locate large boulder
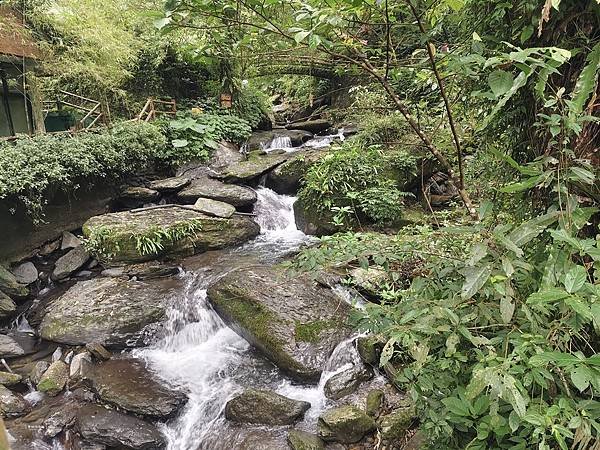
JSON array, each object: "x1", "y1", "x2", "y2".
[
  {"x1": 266, "y1": 149, "x2": 326, "y2": 195},
  {"x1": 214, "y1": 152, "x2": 289, "y2": 184},
  {"x1": 286, "y1": 119, "x2": 331, "y2": 134},
  {"x1": 51, "y1": 246, "x2": 90, "y2": 281},
  {"x1": 177, "y1": 177, "x2": 257, "y2": 208},
  {"x1": 39, "y1": 277, "x2": 183, "y2": 348},
  {"x1": 293, "y1": 198, "x2": 338, "y2": 236},
  {"x1": 0, "y1": 265, "x2": 29, "y2": 298},
  {"x1": 85, "y1": 358, "x2": 185, "y2": 418},
  {"x1": 225, "y1": 389, "x2": 310, "y2": 425},
  {"x1": 248, "y1": 130, "x2": 313, "y2": 150},
  {"x1": 77, "y1": 405, "x2": 165, "y2": 450},
  {"x1": 318, "y1": 405, "x2": 376, "y2": 444},
  {"x1": 207, "y1": 266, "x2": 352, "y2": 382},
  {"x1": 83, "y1": 207, "x2": 260, "y2": 265},
  {"x1": 177, "y1": 141, "x2": 245, "y2": 179},
  {"x1": 0, "y1": 385, "x2": 27, "y2": 417}
]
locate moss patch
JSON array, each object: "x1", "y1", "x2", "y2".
[{"x1": 295, "y1": 320, "x2": 337, "y2": 343}]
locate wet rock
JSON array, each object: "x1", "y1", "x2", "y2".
[
  {"x1": 120, "y1": 187, "x2": 160, "y2": 203},
  {"x1": 77, "y1": 404, "x2": 165, "y2": 450},
  {"x1": 225, "y1": 389, "x2": 310, "y2": 425},
  {"x1": 0, "y1": 385, "x2": 27, "y2": 417},
  {"x1": 0, "y1": 334, "x2": 25, "y2": 358},
  {"x1": 83, "y1": 208, "x2": 259, "y2": 265},
  {"x1": 287, "y1": 430, "x2": 325, "y2": 450},
  {"x1": 365, "y1": 389, "x2": 384, "y2": 417},
  {"x1": 39, "y1": 277, "x2": 183, "y2": 348},
  {"x1": 51, "y1": 246, "x2": 90, "y2": 281},
  {"x1": 148, "y1": 176, "x2": 190, "y2": 193},
  {"x1": 0, "y1": 292, "x2": 17, "y2": 319},
  {"x1": 43, "y1": 399, "x2": 82, "y2": 438},
  {"x1": 193, "y1": 198, "x2": 236, "y2": 218},
  {"x1": 38, "y1": 360, "x2": 68, "y2": 396},
  {"x1": 214, "y1": 152, "x2": 289, "y2": 184},
  {"x1": 30, "y1": 361, "x2": 50, "y2": 385},
  {"x1": 378, "y1": 401, "x2": 416, "y2": 441},
  {"x1": 0, "y1": 265, "x2": 29, "y2": 298},
  {"x1": 247, "y1": 130, "x2": 313, "y2": 150},
  {"x1": 266, "y1": 149, "x2": 326, "y2": 195},
  {"x1": 70, "y1": 351, "x2": 92, "y2": 378},
  {"x1": 208, "y1": 266, "x2": 352, "y2": 382},
  {"x1": 356, "y1": 335, "x2": 385, "y2": 367},
  {"x1": 349, "y1": 267, "x2": 389, "y2": 300},
  {"x1": 324, "y1": 364, "x2": 374, "y2": 400},
  {"x1": 11, "y1": 262, "x2": 38, "y2": 285},
  {"x1": 0, "y1": 371, "x2": 22, "y2": 386},
  {"x1": 122, "y1": 262, "x2": 180, "y2": 280},
  {"x1": 86, "y1": 358, "x2": 185, "y2": 419},
  {"x1": 39, "y1": 239, "x2": 61, "y2": 256},
  {"x1": 177, "y1": 176, "x2": 257, "y2": 208},
  {"x1": 61, "y1": 231, "x2": 82, "y2": 250},
  {"x1": 293, "y1": 198, "x2": 338, "y2": 236},
  {"x1": 318, "y1": 405, "x2": 376, "y2": 444},
  {"x1": 85, "y1": 343, "x2": 112, "y2": 360},
  {"x1": 286, "y1": 119, "x2": 332, "y2": 133}
]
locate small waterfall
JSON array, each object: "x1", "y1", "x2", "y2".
[
  {"x1": 266, "y1": 136, "x2": 293, "y2": 152},
  {"x1": 303, "y1": 129, "x2": 345, "y2": 149}
]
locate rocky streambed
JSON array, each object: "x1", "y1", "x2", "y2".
[{"x1": 0, "y1": 128, "x2": 422, "y2": 450}]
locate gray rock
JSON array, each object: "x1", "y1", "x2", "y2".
[
  {"x1": 75, "y1": 270, "x2": 93, "y2": 278},
  {"x1": 287, "y1": 430, "x2": 325, "y2": 450},
  {"x1": 177, "y1": 176, "x2": 257, "y2": 208},
  {"x1": 286, "y1": 119, "x2": 332, "y2": 133},
  {"x1": 266, "y1": 149, "x2": 326, "y2": 195},
  {"x1": 0, "y1": 371, "x2": 22, "y2": 386},
  {"x1": 101, "y1": 268, "x2": 125, "y2": 278},
  {"x1": 0, "y1": 265, "x2": 29, "y2": 298},
  {"x1": 11, "y1": 262, "x2": 38, "y2": 285},
  {"x1": 176, "y1": 141, "x2": 245, "y2": 179},
  {"x1": 70, "y1": 351, "x2": 92, "y2": 378},
  {"x1": 120, "y1": 186, "x2": 160, "y2": 202},
  {"x1": 324, "y1": 364, "x2": 374, "y2": 400},
  {"x1": 349, "y1": 267, "x2": 389, "y2": 300},
  {"x1": 193, "y1": 198, "x2": 236, "y2": 218},
  {"x1": 38, "y1": 360, "x2": 69, "y2": 396},
  {"x1": 77, "y1": 405, "x2": 165, "y2": 450},
  {"x1": 39, "y1": 277, "x2": 184, "y2": 348},
  {"x1": 148, "y1": 176, "x2": 190, "y2": 193},
  {"x1": 0, "y1": 385, "x2": 27, "y2": 417},
  {"x1": 365, "y1": 389, "x2": 385, "y2": 417},
  {"x1": 30, "y1": 361, "x2": 50, "y2": 385},
  {"x1": 225, "y1": 389, "x2": 310, "y2": 425},
  {"x1": 61, "y1": 231, "x2": 82, "y2": 250},
  {"x1": 214, "y1": 152, "x2": 289, "y2": 184},
  {"x1": 52, "y1": 246, "x2": 90, "y2": 281},
  {"x1": 43, "y1": 399, "x2": 82, "y2": 438},
  {"x1": 86, "y1": 342, "x2": 112, "y2": 360},
  {"x1": 86, "y1": 358, "x2": 186, "y2": 418},
  {"x1": 318, "y1": 405, "x2": 376, "y2": 444},
  {"x1": 123, "y1": 262, "x2": 180, "y2": 280},
  {"x1": 83, "y1": 208, "x2": 259, "y2": 265},
  {"x1": 0, "y1": 292, "x2": 17, "y2": 319},
  {"x1": 0, "y1": 334, "x2": 25, "y2": 358},
  {"x1": 39, "y1": 239, "x2": 61, "y2": 256},
  {"x1": 207, "y1": 266, "x2": 352, "y2": 382}
]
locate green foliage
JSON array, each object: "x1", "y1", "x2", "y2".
[
  {"x1": 298, "y1": 143, "x2": 417, "y2": 227},
  {"x1": 160, "y1": 111, "x2": 251, "y2": 164},
  {"x1": 232, "y1": 85, "x2": 272, "y2": 129},
  {"x1": 0, "y1": 122, "x2": 166, "y2": 220}
]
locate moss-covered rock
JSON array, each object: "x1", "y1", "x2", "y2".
[
  {"x1": 0, "y1": 371, "x2": 22, "y2": 386},
  {"x1": 207, "y1": 266, "x2": 352, "y2": 382},
  {"x1": 266, "y1": 149, "x2": 327, "y2": 195},
  {"x1": 293, "y1": 197, "x2": 338, "y2": 237},
  {"x1": 0, "y1": 292, "x2": 17, "y2": 320},
  {"x1": 0, "y1": 265, "x2": 28, "y2": 298},
  {"x1": 177, "y1": 176, "x2": 257, "y2": 207},
  {"x1": 37, "y1": 361, "x2": 68, "y2": 396},
  {"x1": 225, "y1": 389, "x2": 310, "y2": 425},
  {"x1": 0, "y1": 385, "x2": 27, "y2": 417},
  {"x1": 83, "y1": 207, "x2": 260, "y2": 264},
  {"x1": 378, "y1": 401, "x2": 417, "y2": 441},
  {"x1": 366, "y1": 389, "x2": 385, "y2": 417},
  {"x1": 215, "y1": 152, "x2": 289, "y2": 184},
  {"x1": 287, "y1": 430, "x2": 325, "y2": 450},
  {"x1": 356, "y1": 335, "x2": 386, "y2": 367},
  {"x1": 318, "y1": 405, "x2": 376, "y2": 443}
]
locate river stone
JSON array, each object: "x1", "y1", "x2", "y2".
[
  {"x1": 248, "y1": 130, "x2": 313, "y2": 150},
  {"x1": 286, "y1": 119, "x2": 331, "y2": 133},
  {"x1": 207, "y1": 266, "x2": 352, "y2": 382},
  {"x1": 225, "y1": 389, "x2": 310, "y2": 425},
  {"x1": 70, "y1": 351, "x2": 92, "y2": 378},
  {"x1": 51, "y1": 246, "x2": 90, "y2": 281},
  {"x1": 349, "y1": 267, "x2": 389, "y2": 300},
  {"x1": 30, "y1": 361, "x2": 50, "y2": 385},
  {"x1": 11, "y1": 262, "x2": 38, "y2": 285},
  {"x1": 356, "y1": 335, "x2": 385, "y2": 367},
  {"x1": 120, "y1": 186, "x2": 160, "y2": 202},
  {"x1": 83, "y1": 208, "x2": 259, "y2": 264},
  {"x1": 86, "y1": 342, "x2": 112, "y2": 360},
  {"x1": 0, "y1": 385, "x2": 27, "y2": 417},
  {"x1": 266, "y1": 149, "x2": 326, "y2": 195},
  {"x1": 193, "y1": 198, "x2": 236, "y2": 218},
  {"x1": 0, "y1": 265, "x2": 29, "y2": 298},
  {"x1": 38, "y1": 360, "x2": 68, "y2": 396},
  {"x1": 148, "y1": 176, "x2": 190, "y2": 193},
  {"x1": 39, "y1": 277, "x2": 182, "y2": 348},
  {"x1": 177, "y1": 176, "x2": 257, "y2": 208},
  {"x1": 40, "y1": 239, "x2": 61, "y2": 256},
  {"x1": 77, "y1": 404, "x2": 165, "y2": 450},
  {"x1": 287, "y1": 430, "x2": 325, "y2": 450},
  {"x1": 0, "y1": 334, "x2": 25, "y2": 358},
  {"x1": 378, "y1": 399, "x2": 417, "y2": 440},
  {"x1": 214, "y1": 152, "x2": 289, "y2": 183},
  {"x1": 317, "y1": 405, "x2": 376, "y2": 444},
  {"x1": 324, "y1": 364, "x2": 374, "y2": 400},
  {"x1": 0, "y1": 371, "x2": 22, "y2": 386},
  {"x1": 86, "y1": 358, "x2": 185, "y2": 418},
  {"x1": 0, "y1": 292, "x2": 17, "y2": 319},
  {"x1": 61, "y1": 231, "x2": 82, "y2": 250},
  {"x1": 293, "y1": 198, "x2": 338, "y2": 237},
  {"x1": 366, "y1": 389, "x2": 385, "y2": 417}
]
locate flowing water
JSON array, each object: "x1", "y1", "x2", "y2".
[
  {"x1": 265, "y1": 136, "x2": 293, "y2": 152},
  {"x1": 135, "y1": 187, "x2": 362, "y2": 450}
]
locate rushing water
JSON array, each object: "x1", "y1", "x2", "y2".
[
  {"x1": 134, "y1": 187, "x2": 362, "y2": 450},
  {"x1": 265, "y1": 136, "x2": 293, "y2": 152}
]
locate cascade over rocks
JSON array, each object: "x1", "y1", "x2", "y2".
[
  {"x1": 207, "y1": 266, "x2": 352, "y2": 382},
  {"x1": 39, "y1": 276, "x2": 184, "y2": 348},
  {"x1": 177, "y1": 176, "x2": 257, "y2": 208},
  {"x1": 85, "y1": 358, "x2": 186, "y2": 418},
  {"x1": 224, "y1": 388, "x2": 310, "y2": 425},
  {"x1": 247, "y1": 129, "x2": 313, "y2": 150},
  {"x1": 83, "y1": 208, "x2": 260, "y2": 264}
]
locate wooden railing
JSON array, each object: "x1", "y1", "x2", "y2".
[
  {"x1": 42, "y1": 90, "x2": 108, "y2": 131},
  {"x1": 133, "y1": 98, "x2": 177, "y2": 122}
]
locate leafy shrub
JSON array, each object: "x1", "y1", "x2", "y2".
[
  {"x1": 232, "y1": 86, "x2": 272, "y2": 129},
  {"x1": 298, "y1": 143, "x2": 417, "y2": 227},
  {"x1": 0, "y1": 122, "x2": 166, "y2": 220},
  {"x1": 160, "y1": 111, "x2": 252, "y2": 164}
]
